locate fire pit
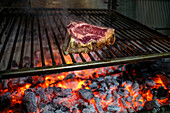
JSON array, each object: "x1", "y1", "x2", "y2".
[
  {"x1": 0, "y1": 8, "x2": 170, "y2": 113},
  {"x1": 0, "y1": 61, "x2": 169, "y2": 112}
]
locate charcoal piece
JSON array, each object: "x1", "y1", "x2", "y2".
[
  {"x1": 72, "y1": 107, "x2": 79, "y2": 113},
  {"x1": 86, "y1": 104, "x2": 97, "y2": 113},
  {"x1": 100, "y1": 82, "x2": 108, "y2": 90},
  {"x1": 94, "y1": 97, "x2": 104, "y2": 112},
  {"x1": 106, "y1": 93, "x2": 112, "y2": 101},
  {"x1": 82, "y1": 108, "x2": 91, "y2": 113},
  {"x1": 43, "y1": 111, "x2": 54, "y2": 113},
  {"x1": 78, "y1": 89, "x2": 94, "y2": 100},
  {"x1": 157, "y1": 86, "x2": 168, "y2": 98},
  {"x1": 126, "y1": 96, "x2": 133, "y2": 102},
  {"x1": 144, "y1": 100, "x2": 161, "y2": 110},
  {"x1": 123, "y1": 90, "x2": 129, "y2": 97},
  {"x1": 121, "y1": 98, "x2": 128, "y2": 107},
  {"x1": 0, "y1": 92, "x2": 12, "y2": 111},
  {"x1": 36, "y1": 90, "x2": 48, "y2": 103},
  {"x1": 128, "y1": 107, "x2": 134, "y2": 113},
  {"x1": 105, "y1": 79, "x2": 112, "y2": 86},
  {"x1": 109, "y1": 85, "x2": 117, "y2": 90},
  {"x1": 135, "y1": 94, "x2": 142, "y2": 101},
  {"x1": 131, "y1": 82, "x2": 139, "y2": 92},
  {"x1": 47, "y1": 86, "x2": 54, "y2": 94},
  {"x1": 145, "y1": 78, "x2": 155, "y2": 87},
  {"x1": 111, "y1": 79, "x2": 119, "y2": 86},
  {"x1": 96, "y1": 77, "x2": 104, "y2": 82},
  {"x1": 126, "y1": 80, "x2": 132, "y2": 86},
  {"x1": 55, "y1": 109, "x2": 65, "y2": 113},
  {"x1": 54, "y1": 88, "x2": 72, "y2": 97},
  {"x1": 39, "y1": 102, "x2": 56, "y2": 112},
  {"x1": 60, "y1": 106, "x2": 69, "y2": 112},
  {"x1": 89, "y1": 82, "x2": 98, "y2": 89},
  {"x1": 64, "y1": 73, "x2": 76, "y2": 80},
  {"x1": 54, "y1": 87, "x2": 62, "y2": 93},
  {"x1": 94, "y1": 97, "x2": 101, "y2": 104},
  {"x1": 62, "y1": 89, "x2": 72, "y2": 96},
  {"x1": 96, "y1": 105, "x2": 104, "y2": 113},
  {"x1": 137, "y1": 106, "x2": 143, "y2": 111},
  {"x1": 1, "y1": 79, "x2": 8, "y2": 89},
  {"x1": 96, "y1": 87, "x2": 105, "y2": 92},
  {"x1": 22, "y1": 89, "x2": 37, "y2": 113},
  {"x1": 107, "y1": 105, "x2": 121, "y2": 112},
  {"x1": 104, "y1": 76, "x2": 113, "y2": 80},
  {"x1": 118, "y1": 88, "x2": 124, "y2": 97}
]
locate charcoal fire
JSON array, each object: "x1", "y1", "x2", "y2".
[{"x1": 0, "y1": 60, "x2": 169, "y2": 113}]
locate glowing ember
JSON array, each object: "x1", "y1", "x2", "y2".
[{"x1": 0, "y1": 56, "x2": 169, "y2": 112}]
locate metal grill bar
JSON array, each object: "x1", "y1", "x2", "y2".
[{"x1": 0, "y1": 8, "x2": 169, "y2": 79}]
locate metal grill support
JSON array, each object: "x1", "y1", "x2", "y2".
[{"x1": 0, "y1": 8, "x2": 169, "y2": 79}]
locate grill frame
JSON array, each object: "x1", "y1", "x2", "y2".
[{"x1": 0, "y1": 8, "x2": 170, "y2": 79}]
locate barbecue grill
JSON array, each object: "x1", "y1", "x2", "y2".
[{"x1": 0, "y1": 8, "x2": 170, "y2": 79}]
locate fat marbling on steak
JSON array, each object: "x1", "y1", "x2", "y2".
[{"x1": 63, "y1": 21, "x2": 116, "y2": 55}]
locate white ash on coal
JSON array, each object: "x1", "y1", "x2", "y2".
[{"x1": 0, "y1": 62, "x2": 169, "y2": 113}]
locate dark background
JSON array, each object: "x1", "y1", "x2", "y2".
[{"x1": 0, "y1": 0, "x2": 170, "y2": 36}]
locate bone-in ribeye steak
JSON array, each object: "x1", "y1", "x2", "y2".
[{"x1": 63, "y1": 21, "x2": 116, "y2": 55}]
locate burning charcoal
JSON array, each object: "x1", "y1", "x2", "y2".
[
  {"x1": 78, "y1": 89, "x2": 94, "y2": 100},
  {"x1": 104, "y1": 76, "x2": 113, "y2": 80},
  {"x1": 94, "y1": 97, "x2": 104, "y2": 112},
  {"x1": 111, "y1": 79, "x2": 119, "y2": 86},
  {"x1": 47, "y1": 86, "x2": 54, "y2": 94},
  {"x1": 100, "y1": 82, "x2": 108, "y2": 90},
  {"x1": 54, "y1": 87, "x2": 62, "y2": 94},
  {"x1": 36, "y1": 90, "x2": 49, "y2": 103},
  {"x1": 126, "y1": 80, "x2": 132, "y2": 87},
  {"x1": 144, "y1": 100, "x2": 161, "y2": 110},
  {"x1": 96, "y1": 77, "x2": 104, "y2": 82},
  {"x1": 107, "y1": 105, "x2": 121, "y2": 112},
  {"x1": 126, "y1": 96, "x2": 133, "y2": 102},
  {"x1": 135, "y1": 94, "x2": 142, "y2": 101},
  {"x1": 62, "y1": 89, "x2": 72, "y2": 96},
  {"x1": 121, "y1": 98, "x2": 128, "y2": 107},
  {"x1": 22, "y1": 89, "x2": 37, "y2": 113},
  {"x1": 94, "y1": 97, "x2": 101, "y2": 104},
  {"x1": 137, "y1": 106, "x2": 143, "y2": 111},
  {"x1": 72, "y1": 108, "x2": 79, "y2": 113},
  {"x1": 55, "y1": 110, "x2": 64, "y2": 113},
  {"x1": 0, "y1": 79, "x2": 8, "y2": 89},
  {"x1": 106, "y1": 93, "x2": 112, "y2": 100},
  {"x1": 89, "y1": 82, "x2": 98, "y2": 89},
  {"x1": 113, "y1": 91, "x2": 120, "y2": 105},
  {"x1": 131, "y1": 82, "x2": 139, "y2": 92},
  {"x1": 109, "y1": 85, "x2": 117, "y2": 90},
  {"x1": 60, "y1": 106, "x2": 70, "y2": 112},
  {"x1": 86, "y1": 104, "x2": 97, "y2": 113},
  {"x1": 97, "y1": 87, "x2": 105, "y2": 92},
  {"x1": 145, "y1": 78, "x2": 155, "y2": 87},
  {"x1": 128, "y1": 107, "x2": 134, "y2": 113},
  {"x1": 0, "y1": 92, "x2": 12, "y2": 111},
  {"x1": 39, "y1": 102, "x2": 56, "y2": 112},
  {"x1": 43, "y1": 111, "x2": 54, "y2": 113},
  {"x1": 156, "y1": 86, "x2": 168, "y2": 99},
  {"x1": 118, "y1": 88, "x2": 124, "y2": 97},
  {"x1": 123, "y1": 90, "x2": 129, "y2": 97},
  {"x1": 82, "y1": 108, "x2": 91, "y2": 113},
  {"x1": 64, "y1": 73, "x2": 76, "y2": 80}
]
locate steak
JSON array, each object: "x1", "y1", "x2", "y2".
[{"x1": 63, "y1": 21, "x2": 116, "y2": 55}]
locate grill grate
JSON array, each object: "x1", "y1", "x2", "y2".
[{"x1": 0, "y1": 8, "x2": 170, "y2": 79}]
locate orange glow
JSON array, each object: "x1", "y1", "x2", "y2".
[{"x1": 0, "y1": 53, "x2": 169, "y2": 113}]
